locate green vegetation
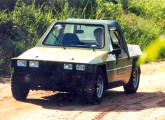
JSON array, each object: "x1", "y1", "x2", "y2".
[
  {"x1": 0, "y1": 0, "x2": 165, "y2": 76},
  {"x1": 138, "y1": 36, "x2": 165, "y2": 66}
]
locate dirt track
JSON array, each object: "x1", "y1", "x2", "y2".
[{"x1": 0, "y1": 61, "x2": 165, "y2": 120}]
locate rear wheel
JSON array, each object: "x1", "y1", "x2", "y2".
[
  {"x1": 11, "y1": 74, "x2": 29, "y2": 101},
  {"x1": 124, "y1": 65, "x2": 140, "y2": 94}
]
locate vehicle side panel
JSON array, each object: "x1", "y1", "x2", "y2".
[{"x1": 106, "y1": 57, "x2": 132, "y2": 84}]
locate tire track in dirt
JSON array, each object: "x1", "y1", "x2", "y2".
[
  {"x1": 71, "y1": 111, "x2": 83, "y2": 120},
  {"x1": 133, "y1": 96, "x2": 165, "y2": 120},
  {"x1": 71, "y1": 90, "x2": 165, "y2": 120},
  {"x1": 70, "y1": 103, "x2": 121, "y2": 120},
  {"x1": 0, "y1": 61, "x2": 165, "y2": 120},
  {"x1": 93, "y1": 105, "x2": 121, "y2": 120},
  {"x1": 93, "y1": 91, "x2": 165, "y2": 120},
  {"x1": 145, "y1": 108, "x2": 165, "y2": 120},
  {"x1": 138, "y1": 107, "x2": 159, "y2": 120}
]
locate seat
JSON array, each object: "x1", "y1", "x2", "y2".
[{"x1": 61, "y1": 33, "x2": 80, "y2": 46}]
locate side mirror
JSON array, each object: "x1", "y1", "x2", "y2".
[{"x1": 109, "y1": 49, "x2": 121, "y2": 55}]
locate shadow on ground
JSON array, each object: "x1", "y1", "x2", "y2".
[{"x1": 25, "y1": 90, "x2": 165, "y2": 112}]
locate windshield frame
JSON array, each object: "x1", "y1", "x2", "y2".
[{"x1": 42, "y1": 22, "x2": 105, "y2": 49}]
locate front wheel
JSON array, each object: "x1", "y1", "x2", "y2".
[
  {"x1": 124, "y1": 65, "x2": 140, "y2": 94},
  {"x1": 11, "y1": 74, "x2": 29, "y2": 101},
  {"x1": 85, "y1": 70, "x2": 105, "y2": 104}
]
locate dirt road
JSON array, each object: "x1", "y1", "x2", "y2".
[{"x1": 0, "y1": 61, "x2": 165, "y2": 120}]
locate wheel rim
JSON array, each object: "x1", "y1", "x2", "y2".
[
  {"x1": 96, "y1": 75, "x2": 104, "y2": 98},
  {"x1": 133, "y1": 68, "x2": 139, "y2": 88}
]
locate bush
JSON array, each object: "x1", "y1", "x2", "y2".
[
  {"x1": 118, "y1": 0, "x2": 165, "y2": 32},
  {"x1": 0, "y1": 0, "x2": 165, "y2": 76},
  {"x1": 95, "y1": 2, "x2": 123, "y2": 20},
  {"x1": 119, "y1": 14, "x2": 161, "y2": 50},
  {"x1": 94, "y1": 1, "x2": 162, "y2": 50},
  {"x1": 0, "y1": 1, "x2": 54, "y2": 75}
]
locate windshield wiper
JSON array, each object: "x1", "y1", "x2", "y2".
[{"x1": 52, "y1": 33, "x2": 65, "y2": 49}]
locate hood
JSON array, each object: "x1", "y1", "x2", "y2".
[{"x1": 16, "y1": 47, "x2": 108, "y2": 64}]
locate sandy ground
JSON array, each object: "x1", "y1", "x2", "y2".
[{"x1": 0, "y1": 61, "x2": 165, "y2": 120}]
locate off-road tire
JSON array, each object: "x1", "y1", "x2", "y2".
[
  {"x1": 124, "y1": 64, "x2": 140, "y2": 94},
  {"x1": 85, "y1": 69, "x2": 105, "y2": 104},
  {"x1": 11, "y1": 74, "x2": 29, "y2": 101}
]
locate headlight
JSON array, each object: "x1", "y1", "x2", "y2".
[
  {"x1": 17, "y1": 60, "x2": 27, "y2": 67},
  {"x1": 29, "y1": 61, "x2": 39, "y2": 68},
  {"x1": 64, "y1": 63, "x2": 73, "y2": 70},
  {"x1": 76, "y1": 64, "x2": 85, "y2": 71}
]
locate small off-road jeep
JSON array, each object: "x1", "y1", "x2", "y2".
[{"x1": 11, "y1": 19, "x2": 142, "y2": 104}]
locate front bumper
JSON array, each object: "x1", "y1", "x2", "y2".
[{"x1": 11, "y1": 60, "x2": 97, "y2": 91}]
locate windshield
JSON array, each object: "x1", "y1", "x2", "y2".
[{"x1": 43, "y1": 23, "x2": 105, "y2": 48}]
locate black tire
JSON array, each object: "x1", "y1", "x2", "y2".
[
  {"x1": 85, "y1": 70, "x2": 105, "y2": 104},
  {"x1": 11, "y1": 74, "x2": 29, "y2": 101},
  {"x1": 124, "y1": 65, "x2": 140, "y2": 94}
]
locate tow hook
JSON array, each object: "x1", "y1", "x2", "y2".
[{"x1": 24, "y1": 74, "x2": 31, "y2": 83}]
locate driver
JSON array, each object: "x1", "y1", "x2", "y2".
[{"x1": 94, "y1": 28, "x2": 103, "y2": 47}]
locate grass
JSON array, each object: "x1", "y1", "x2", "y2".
[{"x1": 0, "y1": 0, "x2": 165, "y2": 76}]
